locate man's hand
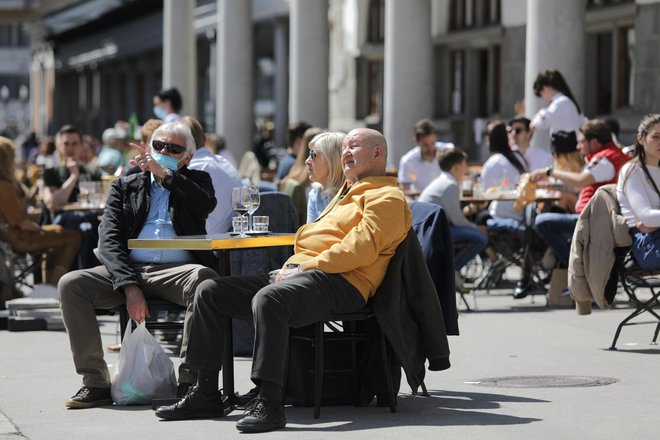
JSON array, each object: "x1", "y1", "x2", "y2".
[
  {"x1": 274, "y1": 265, "x2": 300, "y2": 283},
  {"x1": 65, "y1": 157, "x2": 80, "y2": 177},
  {"x1": 636, "y1": 221, "x2": 658, "y2": 234},
  {"x1": 123, "y1": 284, "x2": 150, "y2": 323},
  {"x1": 129, "y1": 142, "x2": 168, "y2": 179}
]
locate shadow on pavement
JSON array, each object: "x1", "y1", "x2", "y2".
[{"x1": 278, "y1": 389, "x2": 544, "y2": 431}]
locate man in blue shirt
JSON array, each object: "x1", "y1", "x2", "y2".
[{"x1": 58, "y1": 122, "x2": 218, "y2": 409}]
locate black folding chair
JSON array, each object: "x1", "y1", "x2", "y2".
[{"x1": 609, "y1": 246, "x2": 660, "y2": 350}]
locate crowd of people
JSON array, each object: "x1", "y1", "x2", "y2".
[{"x1": 2, "y1": 71, "x2": 660, "y2": 434}]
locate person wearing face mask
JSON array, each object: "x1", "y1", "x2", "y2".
[
  {"x1": 58, "y1": 121, "x2": 219, "y2": 409},
  {"x1": 153, "y1": 87, "x2": 183, "y2": 123}
]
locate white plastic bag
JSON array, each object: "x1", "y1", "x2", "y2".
[{"x1": 111, "y1": 320, "x2": 177, "y2": 405}]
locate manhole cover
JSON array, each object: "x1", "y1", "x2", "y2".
[{"x1": 467, "y1": 375, "x2": 619, "y2": 388}]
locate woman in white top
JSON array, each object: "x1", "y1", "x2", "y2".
[
  {"x1": 305, "y1": 132, "x2": 346, "y2": 223},
  {"x1": 481, "y1": 121, "x2": 527, "y2": 222},
  {"x1": 617, "y1": 113, "x2": 660, "y2": 271},
  {"x1": 531, "y1": 69, "x2": 585, "y2": 143}
]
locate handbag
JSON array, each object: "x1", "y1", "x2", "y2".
[{"x1": 111, "y1": 320, "x2": 177, "y2": 405}]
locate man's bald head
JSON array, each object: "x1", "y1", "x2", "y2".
[{"x1": 341, "y1": 128, "x2": 388, "y2": 181}]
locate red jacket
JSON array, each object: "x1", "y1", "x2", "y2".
[{"x1": 576, "y1": 142, "x2": 630, "y2": 214}]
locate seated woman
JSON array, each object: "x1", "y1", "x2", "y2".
[
  {"x1": 280, "y1": 127, "x2": 324, "y2": 225},
  {"x1": 481, "y1": 120, "x2": 528, "y2": 227},
  {"x1": 0, "y1": 136, "x2": 81, "y2": 285},
  {"x1": 305, "y1": 132, "x2": 346, "y2": 223},
  {"x1": 617, "y1": 113, "x2": 660, "y2": 271},
  {"x1": 546, "y1": 131, "x2": 583, "y2": 214},
  {"x1": 419, "y1": 148, "x2": 488, "y2": 286}
]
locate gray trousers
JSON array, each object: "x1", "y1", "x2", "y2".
[
  {"x1": 185, "y1": 270, "x2": 366, "y2": 388},
  {"x1": 59, "y1": 263, "x2": 217, "y2": 388}
]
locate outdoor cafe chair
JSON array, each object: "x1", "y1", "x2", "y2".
[{"x1": 609, "y1": 246, "x2": 660, "y2": 350}]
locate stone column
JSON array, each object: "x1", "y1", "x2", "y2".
[
  {"x1": 163, "y1": 0, "x2": 197, "y2": 116},
  {"x1": 289, "y1": 0, "x2": 329, "y2": 127},
  {"x1": 216, "y1": 0, "x2": 253, "y2": 161},
  {"x1": 524, "y1": 0, "x2": 586, "y2": 144},
  {"x1": 383, "y1": 0, "x2": 433, "y2": 167},
  {"x1": 273, "y1": 17, "x2": 289, "y2": 149}
]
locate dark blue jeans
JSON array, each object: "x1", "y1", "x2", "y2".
[
  {"x1": 533, "y1": 212, "x2": 579, "y2": 266},
  {"x1": 449, "y1": 225, "x2": 488, "y2": 271},
  {"x1": 630, "y1": 228, "x2": 660, "y2": 271}
]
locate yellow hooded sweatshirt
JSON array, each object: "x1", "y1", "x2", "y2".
[{"x1": 285, "y1": 176, "x2": 412, "y2": 301}]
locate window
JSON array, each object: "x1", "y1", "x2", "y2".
[
  {"x1": 450, "y1": 0, "x2": 500, "y2": 30},
  {"x1": 594, "y1": 26, "x2": 633, "y2": 113},
  {"x1": 357, "y1": 59, "x2": 383, "y2": 122},
  {"x1": 367, "y1": 0, "x2": 385, "y2": 44},
  {"x1": 450, "y1": 50, "x2": 465, "y2": 114}
]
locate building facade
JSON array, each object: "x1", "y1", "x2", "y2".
[{"x1": 18, "y1": 0, "x2": 660, "y2": 167}]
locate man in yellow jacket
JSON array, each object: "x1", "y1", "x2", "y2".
[{"x1": 155, "y1": 128, "x2": 412, "y2": 432}]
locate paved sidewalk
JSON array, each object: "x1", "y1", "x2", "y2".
[{"x1": 1, "y1": 287, "x2": 659, "y2": 440}]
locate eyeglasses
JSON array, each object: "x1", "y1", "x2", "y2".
[
  {"x1": 152, "y1": 139, "x2": 186, "y2": 155},
  {"x1": 308, "y1": 149, "x2": 318, "y2": 160},
  {"x1": 508, "y1": 127, "x2": 524, "y2": 135}
]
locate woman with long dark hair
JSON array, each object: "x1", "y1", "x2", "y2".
[
  {"x1": 481, "y1": 121, "x2": 527, "y2": 221},
  {"x1": 531, "y1": 69, "x2": 585, "y2": 142},
  {"x1": 617, "y1": 114, "x2": 660, "y2": 270}
]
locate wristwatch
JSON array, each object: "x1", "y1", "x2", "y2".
[
  {"x1": 545, "y1": 166, "x2": 554, "y2": 177},
  {"x1": 162, "y1": 168, "x2": 174, "y2": 186}
]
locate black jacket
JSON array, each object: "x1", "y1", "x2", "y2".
[
  {"x1": 372, "y1": 230, "x2": 451, "y2": 392},
  {"x1": 98, "y1": 167, "x2": 217, "y2": 291}
]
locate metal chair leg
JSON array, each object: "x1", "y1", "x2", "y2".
[{"x1": 313, "y1": 321, "x2": 324, "y2": 419}]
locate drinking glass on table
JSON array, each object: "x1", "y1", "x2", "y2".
[
  {"x1": 231, "y1": 187, "x2": 249, "y2": 237},
  {"x1": 246, "y1": 185, "x2": 260, "y2": 232}
]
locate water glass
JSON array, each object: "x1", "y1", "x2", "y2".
[
  {"x1": 232, "y1": 216, "x2": 248, "y2": 234},
  {"x1": 252, "y1": 216, "x2": 269, "y2": 232}
]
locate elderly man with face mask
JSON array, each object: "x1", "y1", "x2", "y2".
[{"x1": 58, "y1": 121, "x2": 218, "y2": 409}]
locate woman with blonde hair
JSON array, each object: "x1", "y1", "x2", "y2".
[
  {"x1": 281, "y1": 126, "x2": 324, "y2": 187},
  {"x1": 0, "y1": 136, "x2": 80, "y2": 285},
  {"x1": 305, "y1": 131, "x2": 346, "y2": 222}
]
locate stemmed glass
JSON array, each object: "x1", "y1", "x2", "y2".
[
  {"x1": 231, "y1": 187, "x2": 249, "y2": 237},
  {"x1": 246, "y1": 185, "x2": 260, "y2": 232}
]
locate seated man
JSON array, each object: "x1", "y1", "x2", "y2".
[
  {"x1": 59, "y1": 121, "x2": 218, "y2": 408},
  {"x1": 182, "y1": 116, "x2": 242, "y2": 235},
  {"x1": 155, "y1": 128, "x2": 412, "y2": 433},
  {"x1": 530, "y1": 119, "x2": 630, "y2": 267},
  {"x1": 398, "y1": 118, "x2": 454, "y2": 192},
  {"x1": 43, "y1": 125, "x2": 103, "y2": 269},
  {"x1": 419, "y1": 148, "x2": 488, "y2": 289}
]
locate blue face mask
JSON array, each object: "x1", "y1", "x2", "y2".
[
  {"x1": 153, "y1": 106, "x2": 168, "y2": 120},
  {"x1": 152, "y1": 152, "x2": 180, "y2": 171}
]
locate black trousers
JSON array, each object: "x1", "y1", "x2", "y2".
[{"x1": 185, "y1": 270, "x2": 366, "y2": 388}]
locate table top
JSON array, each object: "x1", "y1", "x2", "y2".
[
  {"x1": 460, "y1": 189, "x2": 560, "y2": 204},
  {"x1": 60, "y1": 202, "x2": 105, "y2": 212},
  {"x1": 128, "y1": 232, "x2": 296, "y2": 251}
]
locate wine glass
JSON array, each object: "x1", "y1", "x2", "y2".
[
  {"x1": 231, "y1": 187, "x2": 249, "y2": 237},
  {"x1": 246, "y1": 185, "x2": 260, "y2": 232}
]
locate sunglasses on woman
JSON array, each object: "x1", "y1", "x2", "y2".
[
  {"x1": 308, "y1": 149, "x2": 318, "y2": 160},
  {"x1": 152, "y1": 140, "x2": 186, "y2": 155}
]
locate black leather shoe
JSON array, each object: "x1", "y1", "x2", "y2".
[
  {"x1": 236, "y1": 397, "x2": 286, "y2": 433},
  {"x1": 155, "y1": 385, "x2": 225, "y2": 420},
  {"x1": 513, "y1": 281, "x2": 528, "y2": 299},
  {"x1": 236, "y1": 386, "x2": 261, "y2": 410},
  {"x1": 65, "y1": 386, "x2": 113, "y2": 409}
]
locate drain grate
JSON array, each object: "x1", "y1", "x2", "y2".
[{"x1": 467, "y1": 375, "x2": 619, "y2": 388}]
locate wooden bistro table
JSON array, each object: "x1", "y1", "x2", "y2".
[{"x1": 128, "y1": 232, "x2": 296, "y2": 410}]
